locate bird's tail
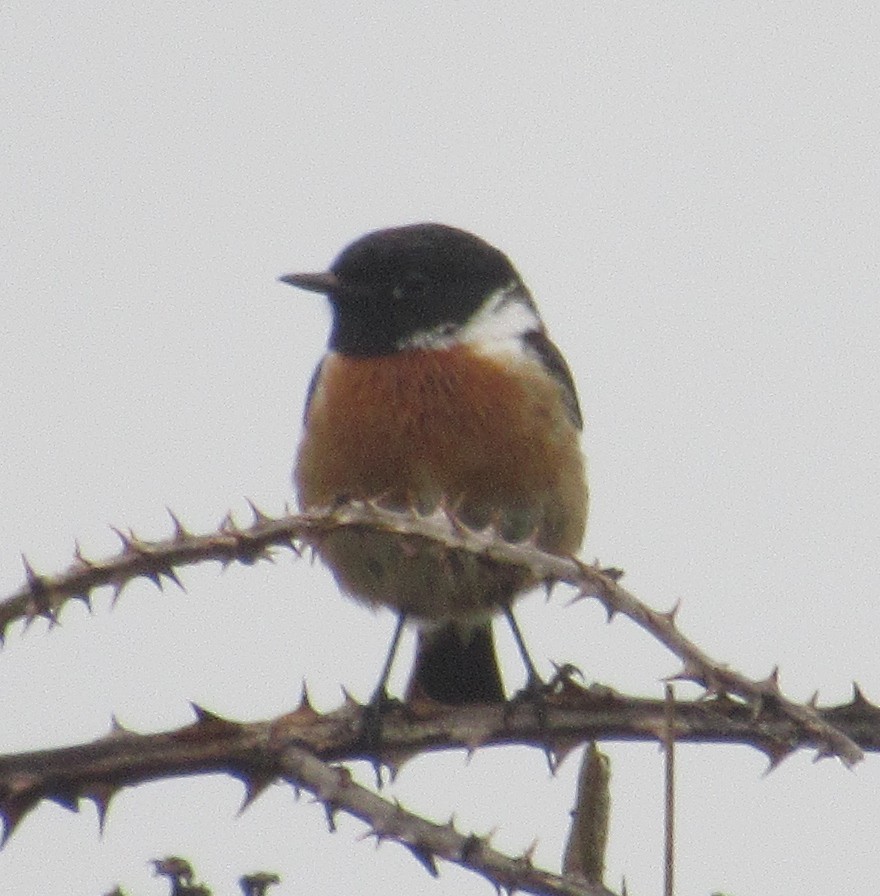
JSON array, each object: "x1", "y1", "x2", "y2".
[{"x1": 407, "y1": 621, "x2": 505, "y2": 705}]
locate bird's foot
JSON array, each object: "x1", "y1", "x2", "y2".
[
  {"x1": 360, "y1": 686, "x2": 405, "y2": 787},
  {"x1": 504, "y1": 662, "x2": 584, "y2": 772}
]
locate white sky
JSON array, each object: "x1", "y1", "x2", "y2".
[{"x1": 3, "y1": 4, "x2": 880, "y2": 894}]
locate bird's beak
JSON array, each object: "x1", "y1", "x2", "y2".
[{"x1": 278, "y1": 271, "x2": 340, "y2": 294}]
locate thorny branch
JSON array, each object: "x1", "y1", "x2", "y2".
[
  {"x1": 0, "y1": 696, "x2": 635, "y2": 896},
  {"x1": 3, "y1": 683, "x2": 880, "y2": 895},
  {"x1": 279, "y1": 741, "x2": 619, "y2": 896},
  {"x1": 1, "y1": 501, "x2": 864, "y2": 766},
  {"x1": 1, "y1": 501, "x2": 873, "y2": 892}
]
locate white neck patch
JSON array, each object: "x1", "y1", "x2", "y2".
[{"x1": 400, "y1": 281, "x2": 542, "y2": 352}]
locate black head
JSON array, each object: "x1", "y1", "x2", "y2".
[{"x1": 280, "y1": 224, "x2": 527, "y2": 356}]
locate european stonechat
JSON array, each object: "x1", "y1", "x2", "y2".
[{"x1": 282, "y1": 223, "x2": 587, "y2": 706}]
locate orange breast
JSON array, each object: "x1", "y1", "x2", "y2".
[{"x1": 295, "y1": 345, "x2": 587, "y2": 555}]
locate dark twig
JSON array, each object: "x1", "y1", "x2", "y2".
[
  {"x1": 1, "y1": 684, "x2": 878, "y2": 852},
  {"x1": 0, "y1": 502, "x2": 861, "y2": 766},
  {"x1": 663, "y1": 685, "x2": 675, "y2": 896}
]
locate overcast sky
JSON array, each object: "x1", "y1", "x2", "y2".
[{"x1": 3, "y1": 4, "x2": 880, "y2": 894}]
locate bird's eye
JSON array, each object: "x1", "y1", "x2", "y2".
[{"x1": 392, "y1": 272, "x2": 430, "y2": 301}]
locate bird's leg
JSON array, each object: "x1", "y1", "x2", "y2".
[
  {"x1": 504, "y1": 606, "x2": 583, "y2": 698},
  {"x1": 504, "y1": 605, "x2": 544, "y2": 695},
  {"x1": 503, "y1": 606, "x2": 584, "y2": 773},
  {"x1": 360, "y1": 612, "x2": 407, "y2": 779},
  {"x1": 502, "y1": 606, "x2": 564, "y2": 771},
  {"x1": 368, "y1": 611, "x2": 407, "y2": 707}
]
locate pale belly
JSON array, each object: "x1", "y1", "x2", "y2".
[{"x1": 310, "y1": 523, "x2": 529, "y2": 620}]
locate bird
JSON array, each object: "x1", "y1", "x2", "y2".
[{"x1": 281, "y1": 223, "x2": 587, "y2": 708}]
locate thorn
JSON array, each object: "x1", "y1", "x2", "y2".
[
  {"x1": 238, "y1": 773, "x2": 275, "y2": 814},
  {"x1": 245, "y1": 498, "x2": 272, "y2": 525},
  {"x1": 107, "y1": 715, "x2": 130, "y2": 736},
  {"x1": 405, "y1": 843, "x2": 439, "y2": 877},
  {"x1": 520, "y1": 837, "x2": 539, "y2": 866},
  {"x1": 660, "y1": 599, "x2": 681, "y2": 625},
  {"x1": 110, "y1": 581, "x2": 125, "y2": 607},
  {"x1": 701, "y1": 673, "x2": 725, "y2": 698},
  {"x1": 599, "y1": 564, "x2": 625, "y2": 581},
  {"x1": 190, "y1": 702, "x2": 222, "y2": 722},
  {"x1": 666, "y1": 659, "x2": 706, "y2": 687},
  {"x1": 69, "y1": 592, "x2": 93, "y2": 613},
  {"x1": 546, "y1": 738, "x2": 580, "y2": 771},
  {"x1": 459, "y1": 832, "x2": 483, "y2": 863},
  {"x1": 160, "y1": 566, "x2": 186, "y2": 593},
  {"x1": 461, "y1": 728, "x2": 492, "y2": 756},
  {"x1": 761, "y1": 741, "x2": 794, "y2": 774},
  {"x1": 187, "y1": 704, "x2": 241, "y2": 739},
  {"x1": 142, "y1": 570, "x2": 163, "y2": 592},
  {"x1": 89, "y1": 784, "x2": 117, "y2": 834},
  {"x1": 21, "y1": 572, "x2": 56, "y2": 626},
  {"x1": 543, "y1": 746, "x2": 560, "y2": 775},
  {"x1": 663, "y1": 668, "x2": 689, "y2": 685},
  {"x1": 109, "y1": 526, "x2": 133, "y2": 551},
  {"x1": 376, "y1": 754, "x2": 405, "y2": 781},
  {"x1": 0, "y1": 817, "x2": 13, "y2": 849},
  {"x1": 20, "y1": 554, "x2": 45, "y2": 595},
  {"x1": 219, "y1": 512, "x2": 237, "y2": 533},
  {"x1": 217, "y1": 553, "x2": 235, "y2": 571},
  {"x1": 287, "y1": 778, "x2": 302, "y2": 801},
  {"x1": 549, "y1": 661, "x2": 584, "y2": 687},
  {"x1": 0, "y1": 804, "x2": 31, "y2": 848},
  {"x1": 812, "y1": 744, "x2": 837, "y2": 764},
  {"x1": 850, "y1": 682, "x2": 873, "y2": 709},
  {"x1": 757, "y1": 666, "x2": 782, "y2": 697},
  {"x1": 564, "y1": 586, "x2": 590, "y2": 608},
  {"x1": 340, "y1": 687, "x2": 361, "y2": 709},
  {"x1": 442, "y1": 501, "x2": 468, "y2": 534},
  {"x1": 190, "y1": 702, "x2": 237, "y2": 727},
  {"x1": 73, "y1": 540, "x2": 95, "y2": 568},
  {"x1": 166, "y1": 508, "x2": 190, "y2": 540},
  {"x1": 359, "y1": 824, "x2": 385, "y2": 846},
  {"x1": 48, "y1": 788, "x2": 79, "y2": 814},
  {"x1": 272, "y1": 690, "x2": 320, "y2": 733}
]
